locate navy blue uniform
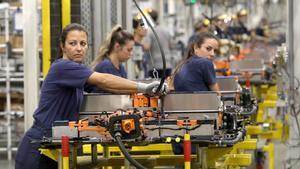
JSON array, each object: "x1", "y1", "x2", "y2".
[
  {"x1": 172, "y1": 55, "x2": 216, "y2": 155},
  {"x1": 90, "y1": 58, "x2": 127, "y2": 93},
  {"x1": 15, "y1": 59, "x2": 93, "y2": 169},
  {"x1": 174, "y1": 55, "x2": 216, "y2": 91}
]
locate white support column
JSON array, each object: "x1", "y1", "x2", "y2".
[
  {"x1": 122, "y1": 0, "x2": 132, "y2": 31},
  {"x1": 23, "y1": 0, "x2": 40, "y2": 131},
  {"x1": 117, "y1": 0, "x2": 122, "y2": 26},
  {"x1": 92, "y1": 0, "x2": 102, "y2": 58},
  {"x1": 292, "y1": 2, "x2": 300, "y2": 78},
  {"x1": 0, "y1": 2, "x2": 12, "y2": 160},
  {"x1": 287, "y1": 0, "x2": 300, "y2": 168},
  {"x1": 122, "y1": 0, "x2": 135, "y2": 79},
  {"x1": 92, "y1": 0, "x2": 110, "y2": 55}
]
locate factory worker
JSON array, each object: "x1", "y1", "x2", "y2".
[
  {"x1": 171, "y1": 32, "x2": 219, "y2": 92},
  {"x1": 170, "y1": 32, "x2": 219, "y2": 156},
  {"x1": 15, "y1": 23, "x2": 168, "y2": 169},
  {"x1": 89, "y1": 25, "x2": 134, "y2": 93}
]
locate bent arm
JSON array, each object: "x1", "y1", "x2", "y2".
[
  {"x1": 209, "y1": 83, "x2": 220, "y2": 92},
  {"x1": 87, "y1": 72, "x2": 138, "y2": 93}
]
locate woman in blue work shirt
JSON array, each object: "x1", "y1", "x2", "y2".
[
  {"x1": 171, "y1": 32, "x2": 219, "y2": 92},
  {"x1": 15, "y1": 23, "x2": 167, "y2": 169},
  {"x1": 170, "y1": 32, "x2": 219, "y2": 155},
  {"x1": 89, "y1": 25, "x2": 134, "y2": 93}
]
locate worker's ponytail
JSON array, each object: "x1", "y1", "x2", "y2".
[{"x1": 91, "y1": 25, "x2": 134, "y2": 69}]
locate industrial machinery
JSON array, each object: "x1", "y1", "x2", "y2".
[
  {"x1": 224, "y1": 45, "x2": 290, "y2": 169},
  {"x1": 38, "y1": 76, "x2": 257, "y2": 169},
  {"x1": 38, "y1": 1, "x2": 261, "y2": 168}
]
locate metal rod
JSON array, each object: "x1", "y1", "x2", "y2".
[
  {"x1": 164, "y1": 110, "x2": 221, "y2": 113},
  {"x1": 0, "y1": 111, "x2": 23, "y2": 116},
  {"x1": 4, "y1": 5, "x2": 12, "y2": 161},
  {"x1": 0, "y1": 77, "x2": 43, "y2": 82},
  {"x1": 0, "y1": 147, "x2": 18, "y2": 151}
]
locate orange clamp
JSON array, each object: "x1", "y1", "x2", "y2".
[
  {"x1": 122, "y1": 119, "x2": 135, "y2": 134},
  {"x1": 177, "y1": 120, "x2": 197, "y2": 127}
]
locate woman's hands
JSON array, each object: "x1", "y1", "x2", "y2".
[{"x1": 137, "y1": 81, "x2": 169, "y2": 96}]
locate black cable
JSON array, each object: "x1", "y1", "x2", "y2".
[
  {"x1": 101, "y1": 111, "x2": 109, "y2": 118},
  {"x1": 115, "y1": 133, "x2": 146, "y2": 169},
  {"x1": 145, "y1": 124, "x2": 201, "y2": 131},
  {"x1": 239, "y1": 105, "x2": 258, "y2": 117},
  {"x1": 289, "y1": 158, "x2": 300, "y2": 169},
  {"x1": 291, "y1": 104, "x2": 300, "y2": 137},
  {"x1": 132, "y1": 0, "x2": 166, "y2": 93},
  {"x1": 192, "y1": 130, "x2": 244, "y2": 145},
  {"x1": 278, "y1": 61, "x2": 300, "y2": 168},
  {"x1": 281, "y1": 67, "x2": 300, "y2": 90},
  {"x1": 280, "y1": 67, "x2": 300, "y2": 137}
]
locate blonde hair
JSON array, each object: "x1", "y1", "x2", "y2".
[{"x1": 91, "y1": 25, "x2": 134, "y2": 69}]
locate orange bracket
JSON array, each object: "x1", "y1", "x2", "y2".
[
  {"x1": 131, "y1": 94, "x2": 159, "y2": 108},
  {"x1": 69, "y1": 120, "x2": 107, "y2": 135},
  {"x1": 177, "y1": 120, "x2": 198, "y2": 127}
]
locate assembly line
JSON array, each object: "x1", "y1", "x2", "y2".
[
  {"x1": 0, "y1": 0, "x2": 298, "y2": 169},
  {"x1": 30, "y1": 2, "x2": 286, "y2": 169}
]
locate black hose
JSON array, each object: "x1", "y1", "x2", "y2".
[
  {"x1": 192, "y1": 130, "x2": 244, "y2": 145},
  {"x1": 115, "y1": 133, "x2": 146, "y2": 169},
  {"x1": 217, "y1": 130, "x2": 244, "y2": 145},
  {"x1": 240, "y1": 104, "x2": 258, "y2": 117},
  {"x1": 132, "y1": 0, "x2": 166, "y2": 93}
]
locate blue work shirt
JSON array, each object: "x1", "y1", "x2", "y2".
[
  {"x1": 90, "y1": 58, "x2": 127, "y2": 93},
  {"x1": 33, "y1": 59, "x2": 93, "y2": 129},
  {"x1": 15, "y1": 59, "x2": 93, "y2": 169},
  {"x1": 172, "y1": 55, "x2": 216, "y2": 155},
  {"x1": 174, "y1": 55, "x2": 216, "y2": 91}
]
